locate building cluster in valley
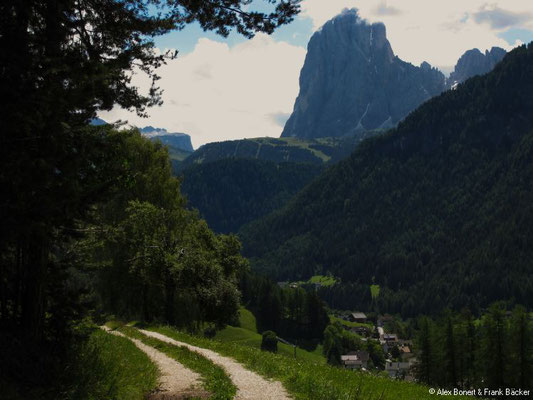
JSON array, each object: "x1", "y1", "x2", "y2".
[{"x1": 337, "y1": 312, "x2": 417, "y2": 380}]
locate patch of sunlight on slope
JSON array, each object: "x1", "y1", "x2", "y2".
[{"x1": 215, "y1": 306, "x2": 325, "y2": 364}]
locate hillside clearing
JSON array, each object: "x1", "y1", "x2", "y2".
[{"x1": 215, "y1": 307, "x2": 325, "y2": 364}]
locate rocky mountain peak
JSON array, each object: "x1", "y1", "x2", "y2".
[
  {"x1": 281, "y1": 9, "x2": 446, "y2": 139},
  {"x1": 448, "y1": 46, "x2": 506, "y2": 87}
]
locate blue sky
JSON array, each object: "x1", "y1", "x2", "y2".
[
  {"x1": 498, "y1": 28, "x2": 533, "y2": 45},
  {"x1": 153, "y1": 9, "x2": 314, "y2": 55},
  {"x1": 102, "y1": 1, "x2": 533, "y2": 148}
]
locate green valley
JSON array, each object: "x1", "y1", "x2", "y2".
[
  {"x1": 3, "y1": 0, "x2": 533, "y2": 398},
  {"x1": 241, "y1": 43, "x2": 533, "y2": 316}
]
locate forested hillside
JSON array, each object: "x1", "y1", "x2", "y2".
[
  {"x1": 180, "y1": 158, "x2": 323, "y2": 232},
  {"x1": 179, "y1": 135, "x2": 372, "y2": 170},
  {"x1": 241, "y1": 43, "x2": 533, "y2": 316},
  {"x1": 178, "y1": 135, "x2": 380, "y2": 233}
]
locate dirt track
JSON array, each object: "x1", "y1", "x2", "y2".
[
  {"x1": 139, "y1": 329, "x2": 292, "y2": 400},
  {"x1": 101, "y1": 326, "x2": 207, "y2": 399}
]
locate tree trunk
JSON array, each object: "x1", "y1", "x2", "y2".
[
  {"x1": 14, "y1": 241, "x2": 23, "y2": 322},
  {"x1": 21, "y1": 233, "x2": 47, "y2": 342},
  {"x1": 0, "y1": 261, "x2": 6, "y2": 325},
  {"x1": 164, "y1": 271, "x2": 175, "y2": 325},
  {"x1": 142, "y1": 282, "x2": 150, "y2": 322}
]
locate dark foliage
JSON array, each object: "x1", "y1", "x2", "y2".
[
  {"x1": 181, "y1": 158, "x2": 323, "y2": 233},
  {"x1": 240, "y1": 272, "x2": 330, "y2": 344},
  {"x1": 261, "y1": 330, "x2": 278, "y2": 353},
  {"x1": 414, "y1": 305, "x2": 532, "y2": 390}
]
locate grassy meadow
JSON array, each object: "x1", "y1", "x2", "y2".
[
  {"x1": 148, "y1": 325, "x2": 472, "y2": 400},
  {"x1": 67, "y1": 328, "x2": 159, "y2": 400},
  {"x1": 215, "y1": 308, "x2": 325, "y2": 364}
]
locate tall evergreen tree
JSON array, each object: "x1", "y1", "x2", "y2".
[
  {"x1": 0, "y1": 0, "x2": 299, "y2": 341},
  {"x1": 444, "y1": 316, "x2": 457, "y2": 387},
  {"x1": 482, "y1": 304, "x2": 508, "y2": 389},
  {"x1": 415, "y1": 317, "x2": 434, "y2": 384},
  {"x1": 508, "y1": 306, "x2": 532, "y2": 389}
]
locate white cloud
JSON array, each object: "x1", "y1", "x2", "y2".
[
  {"x1": 100, "y1": 35, "x2": 305, "y2": 148},
  {"x1": 100, "y1": 1, "x2": 533, "y2": 147},
  {"x1": 300, "y1": 0, "x2": 533, "y2": 67}
]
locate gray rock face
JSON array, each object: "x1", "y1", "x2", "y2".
[
  {"x1": 448, "y1": 47, "x2": 506, "y2": 88},
  {"x1": 139, "y1": 126, "x2": 194, "y2": 152},
  {"x1": 90, "y1": 119, "x2": 194, "y2": 152},
  {"x1": 281, "y1": 9, "x2": 446, "y2": 139}
]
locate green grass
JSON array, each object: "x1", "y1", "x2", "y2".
[
  {"x1": 148, "y1": 325, "x2": 473, "y2": 400},
  {"x1": 118, "y1": 325, "x2": 236, "y2": 400},
  {"x1": 308, "y1": 275, "x2": 337, "y2": 287},
  {"x1": 215, "y1": 307, "x2": 325, "y2": 364},
  {"x1": 370, "y1": 284, "x2": 381, "y2": 300},
  {"x1": 330, "y1": 315, "x2": 374, "y2": 330},
  {"x1": 250, "y1": 137, "x2": 335, "y2": 162},
  {"x1": 68, "y1": 328, "x2": 159, "y2": 400},
  {"x1": 215, "y1": 325, "x2": 325, "y2": 364},
  {"x1": 292, "y1": 275, "x2": 339, "y2": 288},
  {"x1": 237, "y1": 307, "x2": 257, "y2": 332}
]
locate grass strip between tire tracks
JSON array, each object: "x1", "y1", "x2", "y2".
[{"x1": 117, "y1": 324, "x2": 236, "y2": 400}]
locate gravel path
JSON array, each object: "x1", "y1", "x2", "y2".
[
  {"x1": 101, "y1": 326, "x2": 206, "y2": 399},
  {"x1": 140, "y1": 329, "x2": 292, "y2": 400}
]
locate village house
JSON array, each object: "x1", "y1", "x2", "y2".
[
  {"x1": 380, "y1": 333, "x2": 398, "y2": 353},
  {"x1": 341, "y1": 351, "x2": 370, "y2": 370},
  {"x1": 383, "y1": 333, "x2": 398, "y2": 343},
  {"x1": 385, "y1": 360, "x2": 411, "y2": 378},
  {"x1": 348, "y1": 312, "x2": 368, "y2": 323},
  {"x1": 398, "y1": 344, "x2": 414, "y2": 362}
]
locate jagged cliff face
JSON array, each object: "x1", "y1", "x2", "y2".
[
  {"x1": 448, "y1": 47, "x2": 506, "y2": 88},
  {"x1": 281, "y1": 9, "x2": 446, "y2": 139}
]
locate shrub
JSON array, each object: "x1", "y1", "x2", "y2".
[{"x1": 261, "y1": 330, "x2": 278, "y2": 353}]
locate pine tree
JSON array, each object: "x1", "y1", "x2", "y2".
[
  {"x1": 415, "y1": 317, "x2": 434, "y2": 384},
  {"x1": 0, "y1": 0, "x2": 299, "y2": 341},
  {"x1": 482, "y1": 303, "x2": 508, "y2": 389},
  {"x1": 444, "y1": 316, "x2": 457, "y2": 387},
  {"x1": 509, "y1": 306, "x2": 531, "y2": 389}
]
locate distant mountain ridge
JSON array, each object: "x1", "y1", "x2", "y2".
[
  {"x1": 178, "y1": 135, "x2": 377, "y2": 171},
  {"x1": 90, "y1": 119, "x2": 193, "y2": 168},
  {"x1": 281, "y1": 9, "x2": 506, "y2": 140},
  {"x1": 178, "y1": 134, "x2": 381, "y2": 233},
  {"x1": 448, "y1": 47, "x2": 506, "y2": 88},
  {"x1": 138, "y1": 126, "x2": 194, "y2": 153}
]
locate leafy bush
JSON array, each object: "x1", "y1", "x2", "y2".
[{"x1": 261, "y1": 330, "x2": 278, "y2": 353}]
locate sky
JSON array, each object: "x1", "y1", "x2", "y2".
[{"x1": 100, "y1": 1, "x2": 533, "y2": 149}]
